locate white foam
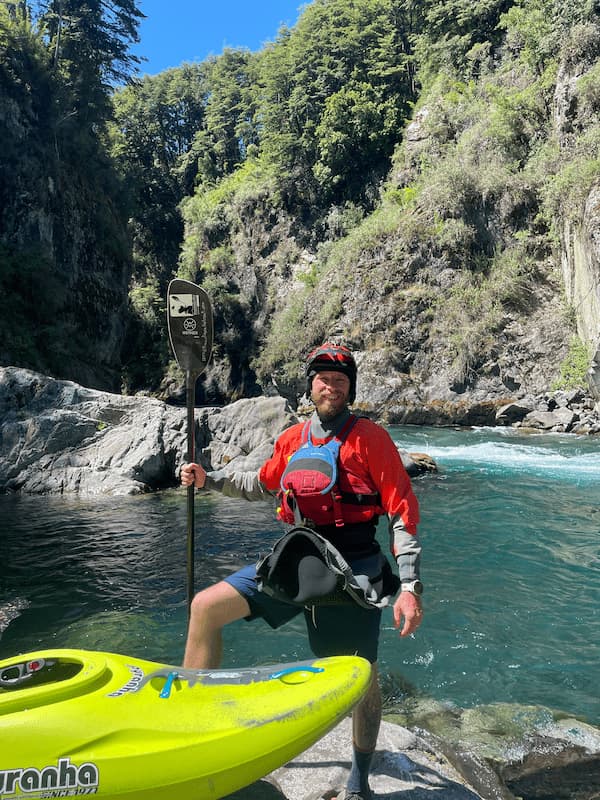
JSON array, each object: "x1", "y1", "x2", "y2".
[{"x1": 397, "y1": 432, "x2": 600, "y2": 481}]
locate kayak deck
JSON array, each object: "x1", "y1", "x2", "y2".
[{"x1": 0, "y1": 648, "x2": 371, "y2": 799}]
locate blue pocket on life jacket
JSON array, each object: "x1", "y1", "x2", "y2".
[
  {"x1": 280, "y1": 432, "x2": 342, "y2": 497},
  {"x1": 279, "y1": 417, "x2": 358, "y2": 526}
]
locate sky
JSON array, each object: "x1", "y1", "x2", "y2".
[{"x1": 132, "y1": 0, "x2": 307, "y2": 76}]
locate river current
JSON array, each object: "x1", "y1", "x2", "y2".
[{"x1": 1, "y1": 426, "x2": 599, "y2": 728}]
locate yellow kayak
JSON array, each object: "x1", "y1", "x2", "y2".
[{"x1": 0, "y1": 648, "x2": 370, "y2": 799}]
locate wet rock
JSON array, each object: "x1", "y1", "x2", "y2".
[
  {"x1": 390, "y1": 701, "x2": 600, "y2": 800},
  {"x1": 0, "y1": 598, "x2": 30, "y2": 638},
  {"x1": 401, "y1": 450, "x2": 438, "y2": 475},
  {"x1": 495, "y1": 401, "x2": 532, "y2": 424},
  {"x1": 499, "y1": 721, "x2": 600, "y2": 800}
]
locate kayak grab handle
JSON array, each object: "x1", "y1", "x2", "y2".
[
  {"x1": 159, "y1": 671, "x2": 179, "y2": 699},
  {"x1": 269, "y1": 666, "x2": 324, "y2": 680}
]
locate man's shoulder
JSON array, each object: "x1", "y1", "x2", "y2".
[
  {"x1": 352, "y1": 415, "x2": 395, "y2": 445},
  {"x1": 353, "y1": 414, "x2": 383, "y2": 433},
  {"x1": 275, "y1": 420, "x2": 305, "y2": 444}
]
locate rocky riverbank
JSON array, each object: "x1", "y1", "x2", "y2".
[
  {"x1": 0, "y1": 367, "x2": 435, "y2": 496},
  {"x1": 375, "y1": 388, "x2": 600, "y2": 433},
  {"x1": 2, "y1": 367, "x2": 600, "y2": 496},
  {"x1": 231, "y1": 708, "x2": 600, "y2": 800}
]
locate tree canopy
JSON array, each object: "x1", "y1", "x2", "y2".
[{"x1": 2, "y1": 0, "x2": 600, "y2": 396}]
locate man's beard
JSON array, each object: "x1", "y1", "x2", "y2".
[{"x1": 312, "y1": 394, "x2": 347, "y2": 421}]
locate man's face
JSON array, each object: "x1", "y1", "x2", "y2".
[{"x1": 310, "y1": 370, "x2": 350, "y2": 420}]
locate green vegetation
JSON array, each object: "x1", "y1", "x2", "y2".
[
  {"x1": 552, "y1": 336, "x2": 591, "y2": 389},
  {"x1": 2, "y1": 0, "x2": 599, "y2": 399}
]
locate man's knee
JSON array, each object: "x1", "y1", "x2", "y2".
[{"x1": 190, "y1": 581, "x2": 250, "y2": 628}]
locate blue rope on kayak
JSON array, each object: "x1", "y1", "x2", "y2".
[
  {"x1": 269, "y1": 666, "x2": 324, "y2": 680},
  {"x1": 159, "y1": 671, "x2": 179, "y2": 699}
]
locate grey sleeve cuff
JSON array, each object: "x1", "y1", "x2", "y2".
[{"x1": 389, "y1": 514, "x2": 422, "y2": 582}]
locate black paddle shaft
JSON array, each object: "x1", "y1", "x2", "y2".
[{"x1": 167, "y1": 279, "x2": 214, "y2": 614}]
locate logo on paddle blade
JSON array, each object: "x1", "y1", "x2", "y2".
[
  {"x1": 168, "y1": 294, "x2": 199, "y2": 317},
  {"x1": 167, "y1": 281, "x2": 213, "y2": 372}
]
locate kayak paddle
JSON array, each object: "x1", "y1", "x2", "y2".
[{"x1": 166, "y1": 279, "x2": 214, "y2": 615}]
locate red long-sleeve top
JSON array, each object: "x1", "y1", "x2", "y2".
[{"x1": 258, "y1": 417, "x2": 419, "y2": 541}]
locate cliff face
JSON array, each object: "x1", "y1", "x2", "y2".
[
  {"x1": 189, "y1": 106, "x2": 576, "y2": 419},
  {"x1": 0, "y1": 71, "x2": 131, "y2": 392},
  {"x1": 561, "y1": 189, "x2": 600, "y2": 398},
  {"x1": 554, "y1": 48, "x2": 600, "y2": 399}
]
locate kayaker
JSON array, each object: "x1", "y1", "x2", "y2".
[{"x1": 180, "y1": 342, "x2": 423, "y2": 800}]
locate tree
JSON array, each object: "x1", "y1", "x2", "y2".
[
  {"x1": 37, "y1": 0, "x2": 143, "y2": 145},
  {"x1": 412, "y1": 0, "x2": 514, "y2": 84},
  {"x1": 197, "y1": 48, "x2": 259, "y2": 183},
  {"x1": 256, "y1": 0, "x2": 417, "y2": 208}
]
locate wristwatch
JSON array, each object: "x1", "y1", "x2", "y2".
[{"x1": 400, "y1": 580, "x2": 424, "y2": 596}]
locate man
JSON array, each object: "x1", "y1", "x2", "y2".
[{"x1": 181, "y1": 342, "x2": 423, "y2": 800}]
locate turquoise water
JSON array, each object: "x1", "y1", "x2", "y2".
[
  {"x1": 385, "y1": 426, "x2": 600, "y2": 723},
  {"x1": 1, "y1": 426, "x2": 599, "y2": 725}
]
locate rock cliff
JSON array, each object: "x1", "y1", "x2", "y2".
[{"x1": 554, "y1": 45, "x2": 600, "y2": 398}]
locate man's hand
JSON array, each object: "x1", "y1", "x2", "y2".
[
  {"x1": 180, "y1": 462, "x2": 206, "y2": 489},
  {"x1": 393, "y1": 590, "x2": 423, "y2": 637}
]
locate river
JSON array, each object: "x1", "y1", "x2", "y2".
[{"x1": 1, "y1": 425, "x2": 599, "y2": 729}]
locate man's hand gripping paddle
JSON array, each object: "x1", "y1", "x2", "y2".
[{"x1": 167, "y1": 279, "x2": 214, "y2": 616}]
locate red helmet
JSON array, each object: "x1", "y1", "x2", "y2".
[{"x1": 305, "y1": 342, "x2": 357, "y2": 403}]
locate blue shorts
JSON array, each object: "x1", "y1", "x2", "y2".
[{"x1": 225, "y1": 562, "x2": 383, "y2": 664}]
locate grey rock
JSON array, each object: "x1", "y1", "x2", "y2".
[
  {"x1": 400, "y1": 450, "x2": 438, "y2": 476},
  {"x1": 252, "y1": 718, "x2": 486, "y2": 800},
  {"x1": 499, "y1": 718, "x2": 600, "y2": 800},
  {"x1": 495, "y1": 402, "x2": 532, "y2": 424},
  {"x1": 196, "y1": 396, "x2": 298, "y2": 473},
  {"x1": 232, "y1": 711, "x2": 600, "y2": 799},
  {"x1": 0, "y1": 598, "x2": 30, "y2": 638},
  {"x1": 0, "y1": 368, "x2": 437, "y2": 495},
  {"x1": 0, "y1": 367, "x2": 295, "y2": 496},
  {"x1": 0, "y1": 367, "x2": 185, "y2": 495},
  {"x1": 522, "y1": 407, "x2": 579, "y2": 432}
]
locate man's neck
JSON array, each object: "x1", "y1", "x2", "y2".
[{"x1": 310, "y1": 407, "x2": 351, "y2": 438}]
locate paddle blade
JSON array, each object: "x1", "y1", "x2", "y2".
[{"x1": 167, "y1": 279, "x2": 213, "y2": 375}]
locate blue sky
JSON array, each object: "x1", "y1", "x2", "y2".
[{"x1": 133, "y1": 1, "x2": 306, "y2": 76}]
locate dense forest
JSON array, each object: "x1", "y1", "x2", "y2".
[{"x1": 1, "y1": 0, "x2": 599, "y2": 409}]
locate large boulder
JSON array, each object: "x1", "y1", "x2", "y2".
[
  {"x1": 0, "y1": 368, "x2": 295, "y2": 495},
  {"x1": 0, "y1": 368, "x2": 436, "y2": 495}
]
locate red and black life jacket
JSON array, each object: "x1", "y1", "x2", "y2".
[{"x1": 277, "y1": 415, "x2": 380, "y2": 529}]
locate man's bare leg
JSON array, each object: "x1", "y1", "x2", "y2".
[
  {"x1": 183, "y1": 581, "x2": 251, "y2": 669},
  {"x1": 345, "y1": 664, "x2": 381, "y2": 799},
  {"x1": 352, "y1": 663, "x2": 381, "y2": 749}
]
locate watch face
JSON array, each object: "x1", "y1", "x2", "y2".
[{"x1": 403, "y1": 580, "x2": 423, "y2": 595}]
